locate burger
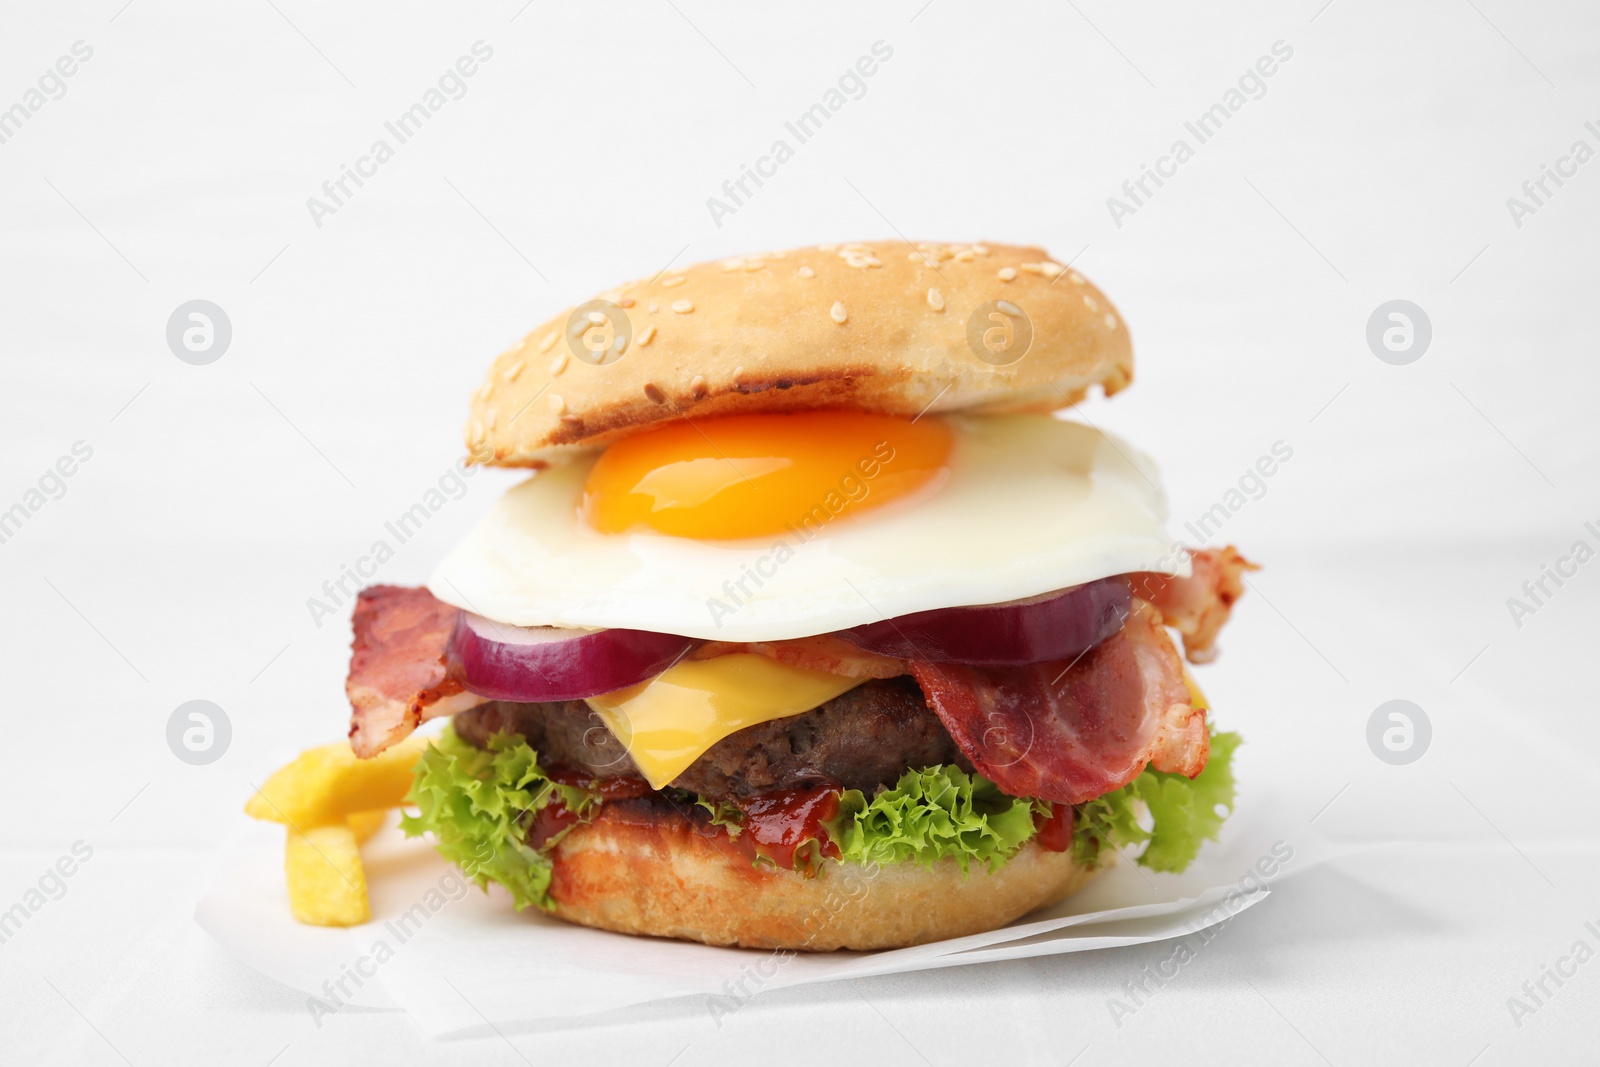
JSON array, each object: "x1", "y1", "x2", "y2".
[{"x1": 345, "y1": 241, "x2": 1253, "y2": 951}]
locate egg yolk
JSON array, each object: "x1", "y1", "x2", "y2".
[{"x1": 581, "y1": 411, "x2": 953, "y2": 540}]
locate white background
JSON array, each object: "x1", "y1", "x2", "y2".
[{"x1": 3, "y1": 0, "x2": 1598, "y2": 1063}]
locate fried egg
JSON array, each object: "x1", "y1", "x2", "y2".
[{"x1": 429, "y1": 413, "x2": 1187, "y2": 642}]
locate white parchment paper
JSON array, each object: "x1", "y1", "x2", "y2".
[{"x1": 198, "y1": 802, "x2": 1330, "y2": 1039}]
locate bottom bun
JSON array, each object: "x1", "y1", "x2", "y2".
[{"x1": 545, "y1": 799, "x2": 1107, "y2": 951}]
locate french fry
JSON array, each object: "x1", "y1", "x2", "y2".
[
  {"x1": 285, "y1": 824, "x2": 370, "y2": 927},
  {"x1": 246, "y1": 733, "x2": 429, "y2": 829},
  {"x1": 347, "y1": 809, "x2": 388, "y2": 844},
  {"x1": 249, "y1": 735, "x2": 423, "y2": 925}
]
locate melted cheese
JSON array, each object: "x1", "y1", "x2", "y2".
[{"x1": 585, "y1": 654, "x2": 862, "y2": 788}]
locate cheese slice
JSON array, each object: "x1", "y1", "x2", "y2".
[{"x1": 585, "y1": 654, "x2": 863, "y2": 789}]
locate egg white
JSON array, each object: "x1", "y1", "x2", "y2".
[{"x1": 429, "y1": 414, "x2": 1189, "y2": 642}]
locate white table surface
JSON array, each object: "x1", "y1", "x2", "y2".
[{"x1": 3, "y1": 1, "x2": 1597, "y2": 1063}]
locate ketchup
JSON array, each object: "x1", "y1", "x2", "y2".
[
  {"x1": 528, "y1": 772, "x2": 654, "y2": 850},
  {"x1": 546, "y1": 768, "x2": 654, "y2": 800},
  {"x1": 722, "y1": 784, "x2": 843, "y2": 873},
  {"x1": 533, "y1": 770, "x2": 844, "y2": 874},
  {"x1": 526, "y1": 800, "x2": 580, "y2": 850},
  {"x1": 1034, "y1": 802, "x2": 1074, "y2": 852}
]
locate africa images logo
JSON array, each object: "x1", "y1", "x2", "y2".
[{"x1": 966, "y1": 300, "x2": 1033, "y2": 366}]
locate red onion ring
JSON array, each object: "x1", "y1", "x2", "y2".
[
  {"x1": 445, "y1": 612, "x2": 694, "y2": 702},
  {"x1": 832, "y1": 577, "x2": 1131, "y2": 665}
]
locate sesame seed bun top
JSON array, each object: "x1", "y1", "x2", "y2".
[{"x1": 466, "y1": 241, "x2": 1133, "y2": 467}]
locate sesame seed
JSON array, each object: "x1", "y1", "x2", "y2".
[
  {"x1": 588, "y1": 311, "x2": 607, "y2": 325},
  {"x1": 1068, "y1": 271, "x2": 1085, "y2": 284},
  {"x1": 1104, "y1": 313, "x2": 1118, "y2": 330},
  {"x1": 503, "y1": 360, "x2": 526, "y2": 382},
  {"x1": 663, "y1": 276, "x2": 687, "y2": 287},
  {"x1": 844, "y1": 254, "x2": 881, "y2": 269},
  {"x1": 468, "y1": 417, "x2": 485, "y2": 444},
  {"x1": 486, "y1": 409, "x2": 498, "y2": 430},
  {"x1": 638, "y1": 324, "x2": 657, "y2": 346},
  {"x1": 1083, "y1": 294, "x2": 1099, "y2": 312},
  {"x1": 1020, "y1": 263, "x2": 1044, "y2": 274},
  {"x1": 512, "y1": 338, "x2": 527, "y2": 353},
  {"x1": 732, "y1": 365, "x2": 744, "y2": 378},
  {"x1": 996, "y1": 300, "x2": 1023, "y2": 317},
  {"x1": 539, "y1": 332, "x2": 558, "y2": 353},
  {"x1": 798, "y1": 266, "x2": 815, "y2": 279},
  {"x1": 1040, "y1": 262, "x2": 1065, "y2": 279},
  {"x1": 643, "y1": 382, "x2": 666, "y2": 404},
  {"x1": 618, "y1": 297, "x2": 636, "y2": 308},
  {"x1": 671, "y1": 299, "x2": 694, "y2": 314},
  {"x1": 549, "y1": 393, "x2": 566, "y2": 413},
  {"x1": 830, "y1": 301, "x2": 848, "y2": 324},
  {"x1": 744, "y1": 259, "x2": 765, "y2": 272},
  {"x1": 547, "y1": 354, "x2": 566, "y2": 376},
  {"x1": 648, "y1": 302, "x2": 660, "y2": 313},
  {"x1": 972, "y1": 244, "x2": 989, "y2": 255},
  {"x1": 927, "y1": 288, "x2": 945, "y2": 311},
  {"x1": 690, "y1": 374, "x2": 708, "y2": 399},
  {"x1": 998, "y1": 267, "x2": 1017, "y2": 281},
  {"x1": 721, "y1": 259, "x2": 744, "y2": 271},
  {"x1": 955, "y1": 250, "x2": 975, "y2": 262}
]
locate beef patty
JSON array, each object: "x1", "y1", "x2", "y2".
[{"x1": 452, "y1": 676, "x2": 968, "y2": 800}]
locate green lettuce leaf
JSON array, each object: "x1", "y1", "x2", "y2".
[
  {"x1": 831, "y1": 765, "x2": 1045, "y2": 874},
  {"x1": 401, "y1": 725, "x2": 1242, "y2": 911},
  {"x1": 1072, "y1": 731, "x2": 1241, "y2": 873},
  {"x1": 400, "y1": 727, "x2": 596, "y2": 912},
  {"x1": 693, "y1": 794, "x2": 745, "y2": 834}
]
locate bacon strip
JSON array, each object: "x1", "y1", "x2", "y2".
[
  {"x1": 692, "y1": 634, "x2": 906, "y2": 679},
  {"x1": 347, "y1": 586, "x2": 480, "y2": 758},
  {"x1": 1131, "y1": 546, "x2": 1257, "y2": 664},
  {"x1": 907, "y1": 599, "x2": 1206, "y2": 805}
]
